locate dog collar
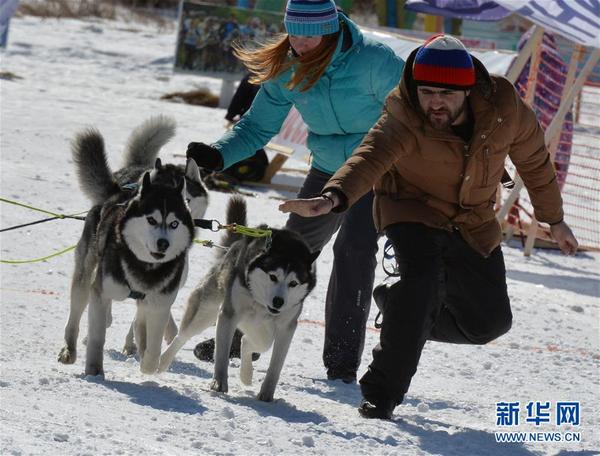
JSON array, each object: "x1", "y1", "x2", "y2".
[{"x1": 128, "y1": 290, "x2": 145, "y2": 300}]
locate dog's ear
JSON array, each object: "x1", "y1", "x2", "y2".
[
  {"x1": 176, "y1": 175, "x2": 185, "y2": 194},
  {"x1": 185, "y1": 158, "x2": 201, "y2": 181},
  {"x1": 154, "y1": 157, "x2": 162, "y2": 169},
  {"x1": 309, "y1": 250, "x2": 320, "y2": 265},
  {"x1": 141, "y1": 172, "x2": 152, "y2": 197}
]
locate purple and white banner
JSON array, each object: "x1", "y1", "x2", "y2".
[
  {"x1": 495, "y1": 0, "x2": 599, "y2": 48},
  {"x1": 404, "y1": 0, "x2": 512, "y2": 21},
  {"x1": 405, "y1": 0, "x2": 599, "y2": 48}
]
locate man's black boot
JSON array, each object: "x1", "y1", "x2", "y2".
[
  {"x1": 327, "y1": 369, "x2": 357, "y2": 384},
  {"x1": 193, "y1": 330, "x2": 260, "y2": 362},
  {"x1": 358, "y1": 399, "x2": 395, "y2": 420},
  {"x1": 372, "y1": 283, "x2": 390, "y2": 329}
]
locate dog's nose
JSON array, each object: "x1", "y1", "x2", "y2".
[
  {"x1": 157, "y1": 238, "x2": 169, "y2": 252},
  {"x1": 272, "y1": 297, "x2": 284, "y2": 309}
]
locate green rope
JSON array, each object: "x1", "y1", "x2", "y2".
[
  {"x1": 0, "y1": 245, "x2": 76, "y2": 264},
  {"x1": 0, "y1": 197, "x2": 87, "y2": 219},
  {"x1": 0, "y1": 230, "x2": 266, "y2": 264},
  {"x1": 1, "y1": 239, "x2": 222, "y2": 264},
  {"x1": 229, "y1": 224, "x2": 272, "y2": 238},
  {"x1": 193, "y1": 239, "x2": 229, "y2": 251},
  {"x1": 195, "y1": 217, "x2": 272, "y2": 239}
]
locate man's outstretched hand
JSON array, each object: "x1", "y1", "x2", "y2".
[
  {"x1": 550, "y1": 221, "x2": 578, "y2": 255},
  {"x1": 279, "y1": 194, "x2": 338, "y2": 217}
]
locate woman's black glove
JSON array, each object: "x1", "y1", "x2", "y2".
[{"x1": 186, "y1": 142, "x2": 224, "y2": 171}]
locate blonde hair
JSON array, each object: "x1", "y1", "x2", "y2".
[{"x1": 233, "y1": 31, "x2": 340, "y2": 92}]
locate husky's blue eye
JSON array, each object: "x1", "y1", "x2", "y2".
[
  {"x1": 169, "y1": 221, "x2": 179, "y2": 229},
  {"x1": 147, "y1": 216, "x2": 157, "y2": 226},
  {"x1": 269, "y1": 274, "x2": 278, "y2": 282},
  {"x1": 289, "y1": 281, "x2": 298, "y2": 288}
]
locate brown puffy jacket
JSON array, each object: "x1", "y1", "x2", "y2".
[{"x1": 324, "y1": 49, "x2": 564, "y2": 257}]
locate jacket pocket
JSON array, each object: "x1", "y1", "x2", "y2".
[
  {"x1": 483, "y1": 147, "x2": 490, "y2": 186},
  {"x1": 483, "y1": 146, "x2": 509, "y2": 188}
]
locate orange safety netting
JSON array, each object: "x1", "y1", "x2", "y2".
[{"x1": 500, "y1": 31, "x2": 600, "y2": 251}]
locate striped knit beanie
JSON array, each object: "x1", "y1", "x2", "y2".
[
  {"x1": 284, "y1": 0, "x2": 339, "y2": 36},
  {"x1": 413, "y1": 35, "x2": 476, "y2": 90}
]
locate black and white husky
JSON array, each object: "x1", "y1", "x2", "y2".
[
  {"x1": 158, "y1": 196, "x2": 317, "y2": 401},
  {"x1": 57, "y1": 116, "x2": 206, "y2": 375}
]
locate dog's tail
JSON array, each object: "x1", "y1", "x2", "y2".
[
  {"x1": 71, "y1": 129, "x2": 120, "y2": 204},
  {"x1": 220, "y1": 196, "x2": 247, "y2": 249},
  {"x1": 123, "y1": 115, "x2": 176, "y2": 168}
]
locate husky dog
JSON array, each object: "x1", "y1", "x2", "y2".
[
  {"x1": 57, "y1": 116, "x2": 203, "y2": 375},
  {"x1": 119, "y1": 159, "x2": 208, "y2": 356},
  {"x1": 158, "y1": 196, "x2": 317, "y2": 401}
]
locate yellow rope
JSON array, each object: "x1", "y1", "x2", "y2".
[
  {"x1": 193, "y1": 239, "x2": 228, "y2": 250},
  {"x1": 0, "y1": 197, "x2": 87, "y2": 219},
  {"x1": 228, "y1": 224, "x2": 272, "y2": 238},
  {"x1": 0, "y1": 211, "x2": 269, "y2": 263},
  {"x1": 1, "y1": 239, "x2": 226, "y2": 264},
  {"x1": 0, "y1": 245, "x2": 77, "y2": 264}
]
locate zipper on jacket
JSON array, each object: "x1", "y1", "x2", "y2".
[{"x1": 324, "y1": 74, "x2": 346, "y2": 135}]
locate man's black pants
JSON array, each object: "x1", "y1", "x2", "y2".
[{"x1": 360, "y1": 222, "x2": 512, "y2": 405}]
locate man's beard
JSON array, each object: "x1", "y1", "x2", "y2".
[{"x1": 425, "y1": 102, "x2": 466, "y2": 130}]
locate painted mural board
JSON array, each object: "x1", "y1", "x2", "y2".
[{"x1": 174, "y1": 1, "x2": 285, "y2": 80}]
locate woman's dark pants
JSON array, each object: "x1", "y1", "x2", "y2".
[{"x1": 286, "y1": 168, "x2": 379, "y2": 378}]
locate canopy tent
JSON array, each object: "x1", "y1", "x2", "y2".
[{"x1": 405, "y1": 0, "x2": 600, "y2": 48}]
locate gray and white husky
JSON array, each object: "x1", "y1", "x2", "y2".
[
  {"x1": 158, "y1": 196, "x2": 317, "y2": 401},
  {"x1": 57, "y1": 116, "x2": 206, "y2": 375}
]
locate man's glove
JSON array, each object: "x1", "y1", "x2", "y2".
[{"x1": 186, "y1": 142, "x2": 224, "y2": 171}]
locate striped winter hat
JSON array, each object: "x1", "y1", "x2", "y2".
[
  {"x1": 284, "y1": 0, "x2": 339, "y2": 36},
  {"x1": 413, "y1": 34, "x2": 476, "y2": 90}
]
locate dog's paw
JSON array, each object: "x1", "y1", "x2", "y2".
[
  {"x1": 157, "y1": 357, "x2": 171, "y2": 373},
  {"x1": 209, "y1": 378, "x2": 228, "y2": 393},
  {"x1": 57, "y1": 346, "x2": 76, "y2": 364},
  {"x1": 84, "y1": 365, "x2": 104, "y2": 377},
  {"x1": 122, "y1": 343, "x2": 137, "y2": 357},
  {"x1": 239, "y1": 365, "x2": 253, "y2": 386},
  {"x1": 140, "y1": 357, "x2": 159, "y2": 375},
  {"x1": 257, "y1": 388, "x2": 274, "y2": 402}
]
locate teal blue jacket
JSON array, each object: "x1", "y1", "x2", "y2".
[{"x1": 213, "y1": 16, "x2": 405, "y2": 175}]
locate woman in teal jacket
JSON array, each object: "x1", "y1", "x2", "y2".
[{"x1": 187, "y1": 0, "x2": 404, "y2": 383}]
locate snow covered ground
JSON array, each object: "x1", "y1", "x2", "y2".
[{"x1": 1, "y1": 15, "x2": 599, "y2": 456}]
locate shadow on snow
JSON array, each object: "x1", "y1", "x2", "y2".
[{"x1": 84, "y1": 376, "x2": 207, "y2": 415}]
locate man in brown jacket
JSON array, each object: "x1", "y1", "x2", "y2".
[{"x1": 280, "y1": 35, "x2": 578, "y2": 419}]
